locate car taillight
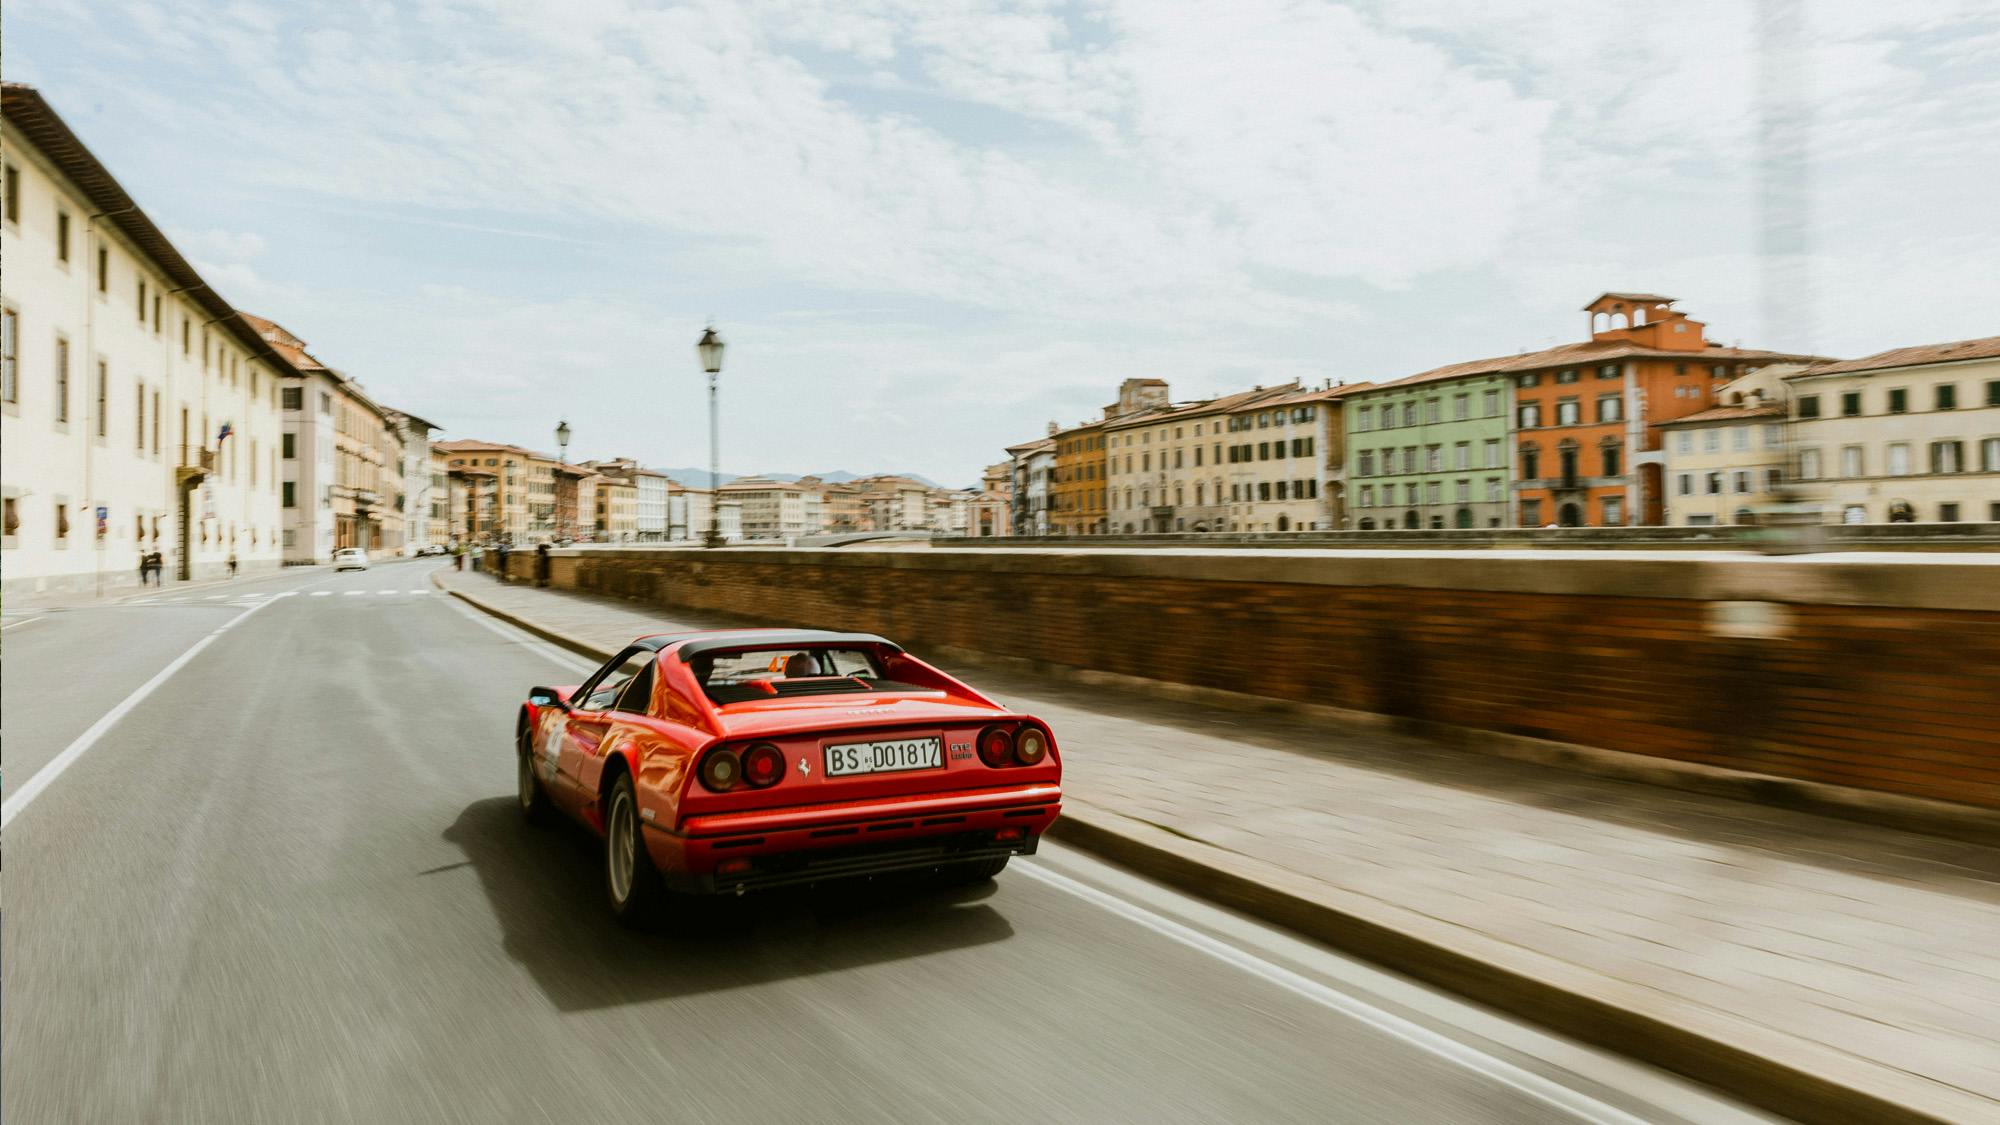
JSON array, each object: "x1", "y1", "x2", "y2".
[
  {"x1": 741, "y1": 743, "x2": 785, "y2": 788},
  {"x1": 699, "y1": 747, "x2": 742, "y2": 792},
  {"x1": 1015, "y1": 726, "x2": 1048, "y2": 765},
  {"x1": 978, "y1": 725, "x2": 1015, "y2": 767}
]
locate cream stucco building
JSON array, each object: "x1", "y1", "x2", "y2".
[
  {"x1": 3, "y1": 84, "x2": 287, "y2": 593},
  {"x1": 1657, "y1": 364, "x2": 1798, "y2": 526},
  {"x1": 1787, "y1": 337, "x2": 2000, "y2": 524}
]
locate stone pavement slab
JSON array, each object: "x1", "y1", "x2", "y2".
[{"x1": 436, "y1": 566, "x2": 2000, "y2": 1120}]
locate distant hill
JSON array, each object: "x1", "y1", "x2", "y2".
[{"x1": 651, "y1": 467, "x2": 947, "y2": 489}]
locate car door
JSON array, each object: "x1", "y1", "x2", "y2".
[{"x1": 559, "y1": 648, "x2": 654, "y2": 801}]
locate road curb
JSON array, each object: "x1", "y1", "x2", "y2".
[
  {"x1": 438, "y1": 575, "x2": 1971, "y2": 1124},
  {"x1": 1046, "y1": 803, "x2": 1964, "y2": 1125},
  {"x1": 431, "y1": 572, "x2": 616, "y2": 664}
]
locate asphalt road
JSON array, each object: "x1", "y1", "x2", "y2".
[{"x1": 3, "y1": 560, "x2": 1778, "y2": 1124}]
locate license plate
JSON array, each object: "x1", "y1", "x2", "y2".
[{"x1": 824, "y1": 736, "x2": 943, "y2": 778}]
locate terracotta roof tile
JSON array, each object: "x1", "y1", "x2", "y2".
[
  {"x1": 1789, "y1": 336, "x2": 2000, "y2": 378},
  {"x1": 1655, "y1": 401, "x2": 1787, "y2": 426},
  {"x1": 1360, "y1": 341, "x2": 1823, "y2": 394}
]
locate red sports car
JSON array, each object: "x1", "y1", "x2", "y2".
[{"x1": 517, "y1": 629, "x2": 1063, "y2": 923}]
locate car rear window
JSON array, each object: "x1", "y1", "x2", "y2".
[{"x1": 691, "y1": 646, "x2": 926, "y2": 704}]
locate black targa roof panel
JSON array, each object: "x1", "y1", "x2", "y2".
[{"x1": 671, "y1": 630, "x2": 903, "y2": 662}]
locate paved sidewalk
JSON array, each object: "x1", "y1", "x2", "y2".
[{"x1": 439, "y1": 567, "x2": 2000, "y2": 1120}]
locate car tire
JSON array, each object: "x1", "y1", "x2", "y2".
[
  {"x1": 604, "y1": 772, "x2": 666, "y2": 928},
  {"x1": 943, "y1": 855, "x2": 1010, "y2": 884},
  {"x1": 517, "y1": 728, "x2": 555, "y2": 827}
]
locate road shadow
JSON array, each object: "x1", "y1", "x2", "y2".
[{"x1": 442, "y1": 797, "x2": 1015, "y2": 1012}]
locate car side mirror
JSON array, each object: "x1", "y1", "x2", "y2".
[{"x1": 528, "y1": 686, "x2": 571, "y2": 713}]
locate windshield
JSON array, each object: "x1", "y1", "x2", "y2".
[{"x1": 691, "y1": 646, "x2": 913, "y2": 704}]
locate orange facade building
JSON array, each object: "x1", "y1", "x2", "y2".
[
  {"x1": 1049, "y1": 421, "x2": 1107, "y2": 535},
  {"x1": 1511, "y1": 294, "x2": 1821, "y2": 527}
]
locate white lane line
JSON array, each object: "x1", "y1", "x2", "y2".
[
  {"x1": 406, "y1": 589, "x2": 427, "y2": 595},
  {"x1": 2, "y1": 594, "x2": 284, "y2": 830},
  {"x1": 274, "y1": 591, "x2": 298, "y2": 598},
  {"x1": 1, "y1": 616, "x2": 46, "y2": 631},
  {"x1": 310, "y1": 591, "x2": 332, "y2": 597},
  {"x1": 378, "y1": 589, "x2": 398, "y2": 595},
  {"x1": 1015, "y1": 864, "x2": 1649, "y2": 1125},
  {"x1": 204, "y1": 594, "x2": 228, "y2": 600},
  {"x1": 443, "y1": 597, "x2": 598, "y2": 675},
  {"x1": 343, "y1": 591, "x2": 366, "y2": 597}
]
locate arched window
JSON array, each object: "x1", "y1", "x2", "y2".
[
  {"x1": 1403, "y1": 510, "x2": 1419, "y2": 529},
  {"x1": 1359, "y1": 518, "x2": 1377, "y2": 530},
  {"x1": 1610, "y1": 311, "x2": 1628, "y2": 329},
  {"x1": 1277, "y1": 515, "x2": 1290, "y2": 531},
  {"x1": 1454, "y1": 507, "x2": 1473, "y2": 529}
]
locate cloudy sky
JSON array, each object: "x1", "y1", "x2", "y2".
[{"x1": 11, "y1": 0, "x2": 1997, "y2": 485}]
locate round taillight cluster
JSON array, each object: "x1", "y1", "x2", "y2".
[
  {"x1": 700, "y1": 743, "x2": 786, "y2": 792},
  {"x1": 741, "y1": 743, "x2": 785, "y2": 788},
  {"x1": 699, "y1": 748, "x2": 741, "y2": 792},
  {"x1": 978, "y1": 724, "x2": 1052, "y2": 768}
]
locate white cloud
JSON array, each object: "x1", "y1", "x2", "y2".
[{"x1": 12, "y1": 0, "x2": 1997, "y2": 483}]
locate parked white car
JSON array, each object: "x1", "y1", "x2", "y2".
[{"x1": 333, "y1": 548, "x2": 370, "y2": 572}]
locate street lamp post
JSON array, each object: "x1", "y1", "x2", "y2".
[
  {"x1": 555, "y1": 419, "x2": 571, "y2": 538},
  {"x1": 696, "y1": 325, "x2": 727, "y2": 548}
]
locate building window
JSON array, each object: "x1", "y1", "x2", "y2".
[
  {"x1": 1598, "y1": 364, "x2": 1620, "y2": 379},
  {"x1": 1765, "y1": 468, "x2": 1783, "y2": 492},
  {"x1": 1402, "y1": 403, "x2": 1417, "y2": 427},
  {"x1": 1256, "y1": 442, "x2": 1268, "y2": 461},
  {"x1": 1257, "y1": 482, "x2": 1271, "y2": 501},
  {"x1": 1425, "y1": 399, "x2": 1441, "y2": 423},
  {"x1": 1, "y1": 306, "x2": 16, "y2": 405},
  {"x1": 1705, "y1": 471, "x2": 1723, "y2": 495},
  {"x1": 1799, "y1": 448, "x2": 1822, "y2": 479},
  {"x1": 1703, "y1": 428, "x2": 1721, "y2": 453},
  {"x1": 1763, "y1": 424, "x2": 1783, "y2": 448},
  {"x1": 1602, "y1": 496, "x2": 1622, "y2": 525},
  {"x1": 95, "y1": 360, "x2": 109, "y2": 438},
  {"x1": 1521, "y1": 447, "x2": 1539, "y2": 479},
  {"x1": 1454, "y1": 479, "x2": 1470, "y2": 502},
  {"x1": 1841, "y1": 391, "x2": 1861, "y2": 416},
  {"x1": 283, "y1": 432, "x2": 296, "y2": 458},
  {"x1": 1521, "y1": 499, "x2": 1541, "y2": 526},
  {"x1": 1425, "y1": 446, "x2": 1442, "y2": 472},
  {"x1": 1931, "y1": 441, "x2": 1964, "y2": 474},
  {"x1": 1482, "y1": 389, "x2": 1501, "y2": 417},
  {"x1": 1888, "y1": 388, "x2": 1908, "y2": 413},
  {"x1": 1483, "y1": 439, "x2": 1500, "y2": 468},
  {"x1": 1425, "y1": 481, "x2": 1442, "y2": 504},
  {"x1": 1356, "y1": 405, "x2": 1372, "y2": 431},
  {"x1": 1841, "y1": 446, "x2": 1863, "y2": 477},
  {"x1": 54, "y1": 335, "x2": 70, "y2": 424},
  {"x1": 1731, "y1": 427, "x2": 1750, "y2": 451},
  {"x1": 1453, "y1": 394, "x2": 1469, "y2": 420},
  {"x1": 1677, "y1": 473, "x2": 1692, "y2": 496},
  {"x1": 55, "y1": 501, "x2": 69, "y2": 541},
  {"x1": 1453, "y1": 442, "x2": 1469, "y2": 470},
  {"x1": 1987, "y1": 380, "x2": 2000, "y2": 408},
  {"x1": 1602, "y1": 446, "x2": 1621, "y2": 477},
  {"x1": 1982, "y1": 437, "x2": 2000, "y2": 473},
  {"x1": 1675, "y1": 430, "x2": 1691, "y2": 454},
  {"x1": 1275, "y1": 481, "x2": 1288, "y2": 501},
  {"x1": 97, "y1": 245, "x2": 109, "y2": 293},
  {"x1": 2, "y1": 495, "x2": 16, "y2": 540},
  {"x1": 1555, "y1": 368, "x2": 1578, "y2": 384},
  {"x1": 1886, "y1": 443, "x2": 1910, "y2": 476},
  {"x1": 1405, "y1": 483, "x2": 1419, "y2": 505},
  {"x1": 1518, "y1": 404, "x2": 1540, "y2": 428},
  {"x1": 1597, "y1": 395, "x2": 1621, "y2": 423},
  {"x1": 1, "y1": 162, "x2": 16, "y2": 224},
  {"x1": 1519, "y1": 373, "x2": 1540, "y2": 388},
  {"x1": 135, "y1": 383, "x2": 145, "y2": 449},
  {"x1": 1357, "y1": 451, "x2": 1374, "y2": 476},
  {"x1": 1732, "y1": 470, "x2": 1751, "y2": 494},
  {"x1": 1359, "y1": 485, "x2": 1375, "y2": 507},
  {"x1": 1556, "y1": 400, "x2": 1579, "y2": 425},
  {"x1": 1935, "y1": 384, "x2": 1958, "y2": 410},
  {"x1": 1485, "y1": 478, "x2": 1502, "y2": 503},
  {"x1": 57, "y1": 209, "x2": 71, "y2": 263},
  {"x1": 1797, "y1": 395, "x2": 1820, "y2": 419},
  {"x1": 282, "y1": 482, "x2": 296, "y2": 508},
  {"x1": 1402, "y1": 447, "x2": 1417, "y2": 474}
]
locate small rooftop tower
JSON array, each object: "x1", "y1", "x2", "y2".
[{"x1": 1583, "y1": 293, "x2": 1708, "y2": 352}]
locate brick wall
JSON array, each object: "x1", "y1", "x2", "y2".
[{"x1": 553, "y1": 547, "x2": 2000, "y2": 810}]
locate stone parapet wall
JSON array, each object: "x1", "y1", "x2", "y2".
[{"x1": 545, "y1": 546, "x2": 2000, "y2": 810}]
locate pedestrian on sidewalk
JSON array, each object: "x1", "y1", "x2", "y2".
[
  {"x1": 227, "y1": 552, "x2": 238, "y2": 579},
  {"x1": 470, "y1": 544, "x2": 485, "y2": 573},
  {"x1": 452, "y1": 543, "x2": 464, "y2": 571},
  {"x1": 536, "y1": 541, "x2": 551, "y2": 588}
]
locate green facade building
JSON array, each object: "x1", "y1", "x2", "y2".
[{"x1": 1343, "y1": 370, "x2": 1513, "y2": 529}]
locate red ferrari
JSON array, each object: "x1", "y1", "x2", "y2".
[{"x1": 517, "y1": 629, "x2": 1063, "y2": 923}]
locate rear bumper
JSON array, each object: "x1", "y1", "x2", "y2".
[{"x1": 645, "y1": 783, "x2": 1062, "y2": 894}]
